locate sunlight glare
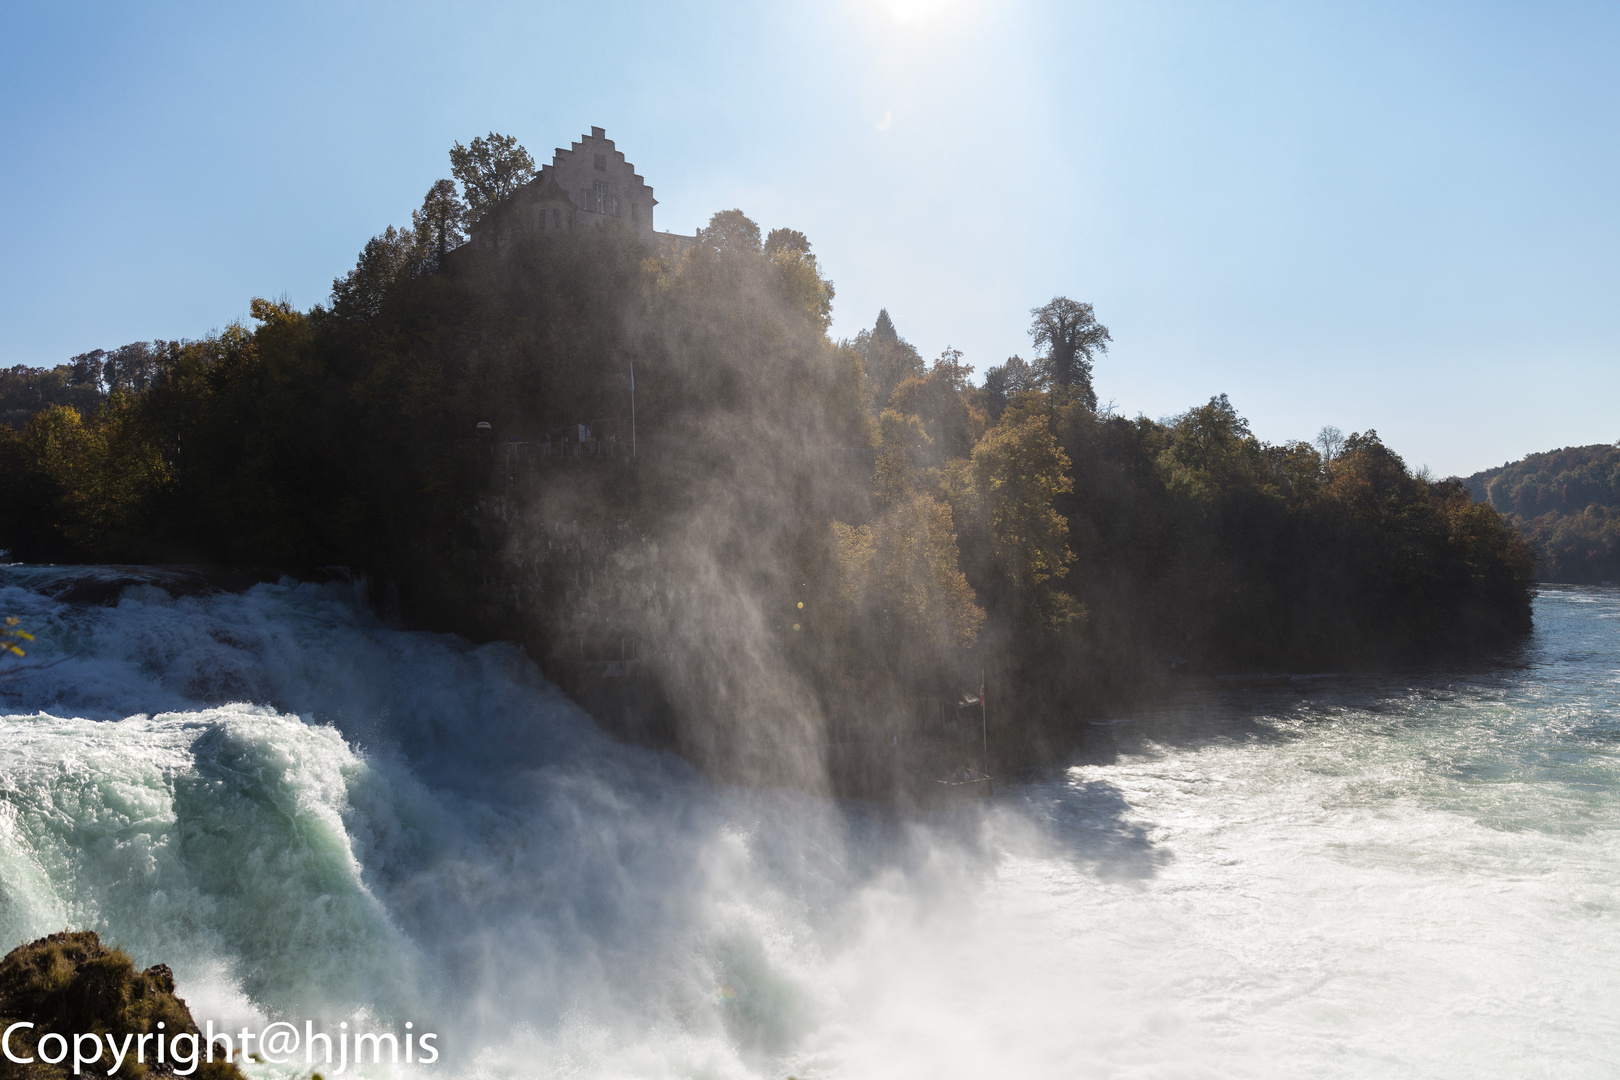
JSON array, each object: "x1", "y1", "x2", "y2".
[{"x1": 884, "y1": 0, "x2": 959, "y2": 25}]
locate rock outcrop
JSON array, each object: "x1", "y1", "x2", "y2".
[{"x1": 0, "y1": 932, "x2": 245, "y2": 1080}]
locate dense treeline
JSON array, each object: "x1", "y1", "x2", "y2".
[
  {"x1": 0, "y1": 342, "x2": 174, "y2": 428},
  {"x1": 0, "y1": 137, "x2": 1536, "y2": 783},
  {"x1": 1466, "y1": 444, "x2": 1620, "y2": 583}
]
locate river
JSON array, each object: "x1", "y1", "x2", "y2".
[{"x1": 0, "y1": 568, "x2": 1615, "y2": 1078}]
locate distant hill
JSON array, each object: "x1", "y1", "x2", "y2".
[{"x1": 1464, "y1": 444, "x2": 1620, "y2": 583}]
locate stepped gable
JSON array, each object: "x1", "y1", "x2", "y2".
[
  {"x1": 540, "y1": 125, "x2": 656, "y2": 237},
  {"x1": 470, "y1": 126, "x2": 697, "y2": 256}
]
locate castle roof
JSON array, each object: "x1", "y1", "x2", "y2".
[{"x1": 520, "y1": 175, "x2": 576, "y2": 207}]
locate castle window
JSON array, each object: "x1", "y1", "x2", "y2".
[
  {"x1": 592, "y1": 180, "x2": 607, "y2": 213},
  {"x1": 552, "y1": 208, "x2": 562, "y2": 230},
  {"x1": 594, "y1": 153, "x2": 606, "y2": 172},
  {"x1": 612, "y1": 196, "x2": 621, "y2": 217},
  {"x1": 631, "y1": 202, "x2": 639, "y2": 224},
  {"x1": 578, "y1": 189, "x2": 588, "y2": 210}
]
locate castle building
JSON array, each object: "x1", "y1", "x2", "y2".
[{"x1": 471, "y1": 127, "x2": 698, "y2": 255}]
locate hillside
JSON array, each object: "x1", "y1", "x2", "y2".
[
  {"x1": 1465, "y1": 444, "x2": 1620, "y2": 583},
  {"x1": 0, "y1": 137, "x2": 1538, "y2": 780}
]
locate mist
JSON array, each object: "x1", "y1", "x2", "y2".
[{"x1": 3, "y1": 571, "x2": 1616, "y2": 1077}]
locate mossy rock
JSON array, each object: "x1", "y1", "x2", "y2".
[{"x1": 0, "y1": 931, "x2": 245, "y2": 1080}]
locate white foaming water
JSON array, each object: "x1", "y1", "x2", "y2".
[{"x1": 1, "y1": 569, "x2": 1617, "y2": 1078}]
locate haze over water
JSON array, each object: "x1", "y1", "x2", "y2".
[{"x1": 0, "y1": 570, "x2": 1615, "y2": 1078}]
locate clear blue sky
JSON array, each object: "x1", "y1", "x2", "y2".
[{"x1": 2, "y1": 0, "x2": 1615, "y2": 476}]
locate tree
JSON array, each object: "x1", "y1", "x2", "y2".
[
  {"x1": 982, "y1": 355, "x2": 1041, "y2": 420},
  {"x1": 15, "y1": 401, "x2": 167, "y2": 554},
  {"x1": 102, "y1": 341, "x2": 167, "y2": 395},
  {"x1": 330, "y1": 225, "x2": 418, "y2": 321},
  {"x1": 873, "y1": 408, "x2": 934, "y2": 503},
  {"x1": 698, "y1": 209, "x2": 762, "y2": 255},
  {"x1": 68, "y1": 350, "x2": 105, "y2": 390},
  {"x1": 1029, "y1": 297, "x2": 1110, "y2": 409},
  {"x1": 831, "y1": 493, "x2": 984, "y2": 651},
  {"x1": 853, "y1": 309, "x2": 924, "y2": 408},
  {"x1": 764, "y1": 227, "x2": 810, "y2": 256},
  {"x1": 1315, "y1": 425, "x2": 1345, "y2": 464},
  {"x1": 888, "y1": 348, "x2": 979, "y2": 461},
  {"x1": 767, "y1": 238, "x2": 835, "y2": 334},
  {"x1": 413, "y1": 179, "x2": 468, "y2": 263},
  {"x1": 449, "y1": 132, "x2": 536, "y2": 222},
  {"x1": 1159, "y1": 393, "x2": 1265, "y2": 500},
  {"x1": 970, "y1": 413, "x2": 1076, "y2": 591}
]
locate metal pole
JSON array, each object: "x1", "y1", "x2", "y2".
[
  {"x1": 981, "y1": 666, "x2": 987, "y2": 771},
  {"x1": 629, "y1": 360, "x2": 637, "y2": 458}
]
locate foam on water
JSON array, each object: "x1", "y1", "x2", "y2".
[{"x1": 0, "y1": 570, "x2": 1617, "y2": 1078}]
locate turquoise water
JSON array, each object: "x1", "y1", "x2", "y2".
[{"x1": 0, "y1": 570, "x2": 1614, "y2": 1078}]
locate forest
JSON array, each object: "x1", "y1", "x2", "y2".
[
  {"x1": 0, "y1": 134, "x2": 1537, "y2": 786},
  {"x1": 1466, "y1": 445, "x2": 1620, "y2": 584}
]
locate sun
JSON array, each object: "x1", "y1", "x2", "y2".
[{"x1": 883, "y1": 0, "x2": 959, "y2": 25}]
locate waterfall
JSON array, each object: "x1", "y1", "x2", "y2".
[{"x1": 2, "y1": 568, "x2": 1617, "y2": 1078}]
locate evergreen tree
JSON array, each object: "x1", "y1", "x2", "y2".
[
  {"x1": 413, "y1": 179, "x2": 468, "y2": 263},
  {"x1": 853, "y1": 309, "x2": 923, "y2": 408}
]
